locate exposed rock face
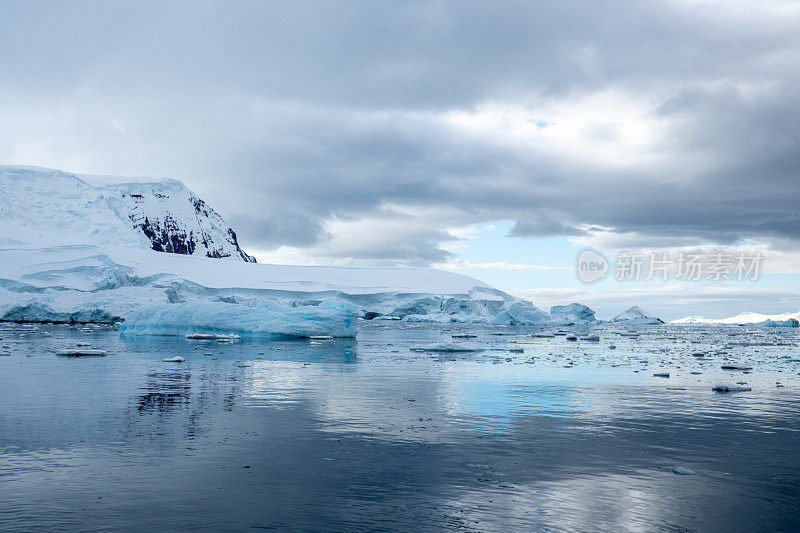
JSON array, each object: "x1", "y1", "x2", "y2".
[{"x1": 113, "y1": 182, "x2": 256, "y2": 262}]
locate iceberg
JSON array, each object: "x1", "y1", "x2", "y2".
[
  {"x1": 550, "y1": 303, "x2": 597, "y2": 323},
  {"x1": 492, "y1": 302, "x2": 559, "y2": 326},
  {"x1": 611, "y1": 306, "x2": 663, "y2": 324},
  {"x1": 120, "y1": 300, "x2": 358, "y2": 338},
  {"x1": 755, "y1": 319, "x2": 799, "y2": 328}
]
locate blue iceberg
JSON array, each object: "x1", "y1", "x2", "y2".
[{"x1": 120, "y1": 300, "x2": 358, "y2": 338}]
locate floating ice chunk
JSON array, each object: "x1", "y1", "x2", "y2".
[
  {"x1": 411, "y1": 342, "x2": 483, "y2": 353},
  {"x1": 309, "y1": 335, "x2": 334, "y2": 340},
  {"x1": 162, "y1": 356, "x2": 186, "y2": 362},
  {"x1": 721, "y1": 363, "x2": 753, "y2": 370},
  {"x1": 672, "y1": 466, "x2": 696, "y2": 475},
  {"x1": 56, "y1": 349, "x2": 107, "y2": 357},
  {"x1": 120, "y1": 300, "x2": 358, "y2": 338},
  {"x1": 713, "y1": 382, "x2": 752, "y2": 392},
  {"x1": 185, "y1": 333, "x2": 241, "y2": 340}
]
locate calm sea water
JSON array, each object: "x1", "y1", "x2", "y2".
[{"x1": 1, "y1": 321, "x2": 799, "y2": 532}]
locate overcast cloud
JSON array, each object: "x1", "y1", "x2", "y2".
[{"x1": 1, "y1": 0, "x2": 799, "y2": 264}]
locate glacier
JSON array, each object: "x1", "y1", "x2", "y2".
[
  {"x1": 0, "y1": 165, "x2": 598, "y2": 335},
  {"x1": 0, "y1": 244, "x2": 552, "y2": 332}
]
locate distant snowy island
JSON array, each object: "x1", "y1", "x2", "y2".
[{"x1": 671, "y1": 311, "x2": 800, "y2": 327}]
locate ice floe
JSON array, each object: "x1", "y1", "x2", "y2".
[
  {"x1": 55, "y1": 349, "x2": 107, "y2": 357},
  {"x1": 713, "y1": 383, "x2": 752, "y2": 392}
]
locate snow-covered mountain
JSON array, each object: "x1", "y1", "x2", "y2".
[{"x1": 0, "y1": 166, "x2": 255, "y2": 262}]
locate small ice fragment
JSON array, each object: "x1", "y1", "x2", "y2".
[
  {"x1": 713, "y1": 382, "x2": 752, "y2": 392},
  {"x1": 55, "y1": 349, "x2": 107, "y2": 357},
  {"x1": 721, "y1": 363, "x2": 752, "y2": 370},
  {"x1": 185, "y1": 333, "x2": 242, "y2": 340},
  {"x1": 411, "y1": 342, "x2": 482, "y2": 353},
  {"x1": 162, "y1": 356, "x2": 186, "y2": 362},
  {"x1": 309, "y1": 335, "x2": 334, "y2": 340},
  {"x1": 672, "y1": 466, "x2": 696, "y2": 475}
]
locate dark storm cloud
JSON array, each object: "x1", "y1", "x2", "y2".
[{"x1": 1, "y1": 0, "x2": 799, "y2": 260}]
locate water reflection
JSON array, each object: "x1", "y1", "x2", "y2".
[
  {"x1": 0, "y1": 322, "x2": 798, "y2": 531},
  {"x1": 137, "y1": 370, "x2": 192, "y2": 413}
]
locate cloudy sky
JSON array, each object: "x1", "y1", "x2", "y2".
[{"x1": 2, "y1": 0, "x2": 799, "y2": 319}]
